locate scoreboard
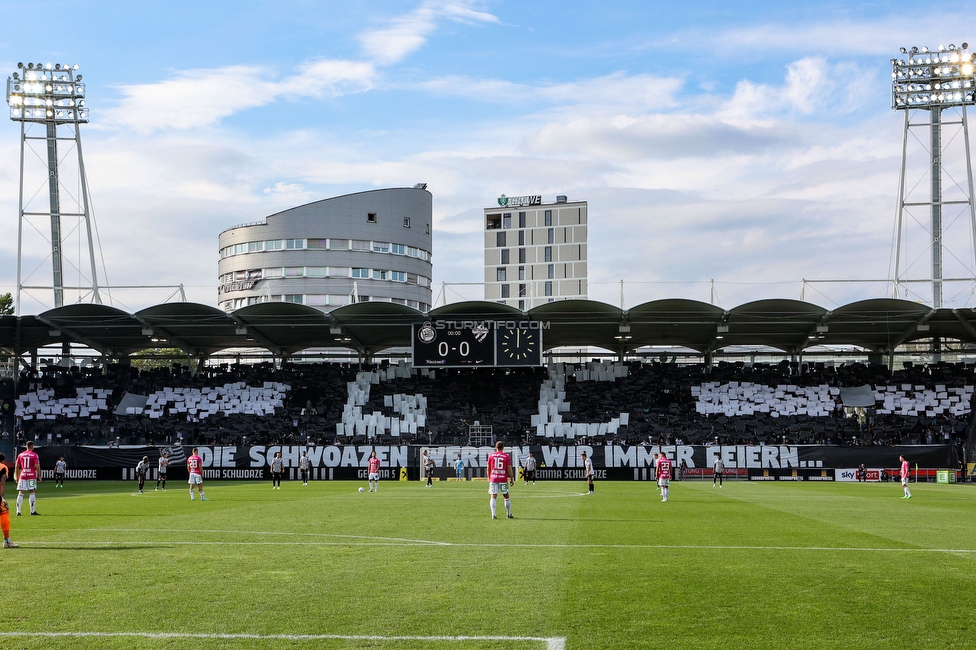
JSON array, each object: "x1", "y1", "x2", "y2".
[{"x1": 412, "y1": 322, "x2": 543, "y2": 368}]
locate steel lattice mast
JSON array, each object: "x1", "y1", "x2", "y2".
[
  {"x1": 6, "y1": 61, "x2": 100, "y2": 315},
  {"x1": 890, "y1": 43, "x2": 976, "y2": 308}
]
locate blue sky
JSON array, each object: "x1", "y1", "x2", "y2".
[{"x1": 2, "y1": 0, "x2": 975, "y2": 313}]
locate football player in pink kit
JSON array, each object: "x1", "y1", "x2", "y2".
[
  {"x1": 187, "y1": 448, "x2": 208, "y2": 501},
  {"x1": 487, "y1": 441, "x2": 515, "y2": 519},
  {"x1": 367, "y1": 450, "x2": 381, "y2": 492},
  {"x1": 14, "y1": 441, "x2": 41, "y2": 516},
  {"x1": 899, "y1": 455, "x2": 912, "y2": 499},
  {"x1": 657, "y1": 453, "x2": 673, "y2": 502}
]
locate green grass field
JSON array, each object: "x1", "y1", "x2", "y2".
[{"x1": 2, "y1": 477, "x2": 974, "y2": 649}]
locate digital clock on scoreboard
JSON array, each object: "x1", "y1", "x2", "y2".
[{"x1": 412, "y1": 322, "x2": 496, "y2": 367}]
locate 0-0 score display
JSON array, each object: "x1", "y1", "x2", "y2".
[
  {"x1": 412, "y1": 322, "x2": 544, "y2": 368},
  {"x1": 412, "y1": 322, "x2": 495, "y2": 367}
]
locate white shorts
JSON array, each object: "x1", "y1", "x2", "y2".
[
  {"x1": 17, "y1": 479, "x2": 37, "y2": 491},
  {"x1": 488, "y1": 482, "x2": 510, "y2": 496},
  {"x1": 368, "y1": 473, "x2": 379, "y2": 481},
  {"x1": 188, "y1": 473, "x2": 204, "y2": 485},
  {"x1": 658, "y1": 478, "x2": 670, "y2": 488},
  {"x1": 901, "y1": 477, "x2": 908, "y2": 487}
]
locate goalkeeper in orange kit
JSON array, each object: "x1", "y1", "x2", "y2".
[{"x1": 0, "y1": 452, "x2": 18, "y2": 548}]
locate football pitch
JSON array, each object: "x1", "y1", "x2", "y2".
[{"x1": 2, "y1": 478, "x2": 975, "y2": 649}]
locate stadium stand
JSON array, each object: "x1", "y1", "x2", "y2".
[{"x1": 6, "y1": 359, "x2": 974, "y2": 456}]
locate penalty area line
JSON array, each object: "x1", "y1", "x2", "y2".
[{"x1": 0, "y1": 632, "x2": 566, "y2": 649}]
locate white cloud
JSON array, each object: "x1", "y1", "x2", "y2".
[
  {"x1": 417, "y1": 71, "x2": 684, "y2": 113},
  {"x1": 358, "y1": 0, "x2": 499, "y2": 65},
  {"x1": 706, "y1": 17, "x2": 965, "y2": 57},
  {"x1": 104, "y1": 60, "x2": 375, "y2": 134}
]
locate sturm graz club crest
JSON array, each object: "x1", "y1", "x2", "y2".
[
  {"x1": 498, "y1": 195, "x2": 509, "y2": 207},
  {"x1": 471, "y1": 322, "x2": 489, "y2": 342},
  {"x1": 418, "y1": 322, "x2": 436, "y2": 343}
]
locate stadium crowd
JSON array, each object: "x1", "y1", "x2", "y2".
[{"x1": 3, "y1": 359, "x2": 973, "y2": 453}]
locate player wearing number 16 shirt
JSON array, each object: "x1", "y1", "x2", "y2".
[{"x1": 487, "y1": 441, "x2": 515, "y2": 519}]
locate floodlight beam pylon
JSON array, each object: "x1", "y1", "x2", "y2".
[
  {"x1": 890, "y1": 44, "x2": 976, "y2": 308},
  {"x1": 6, "y1": 62, "x2": 100, "y2": 315}
]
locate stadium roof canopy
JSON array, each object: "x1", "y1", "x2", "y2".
[{"x1": 0, "y1": 298, "x2": 973, "y2": 358}]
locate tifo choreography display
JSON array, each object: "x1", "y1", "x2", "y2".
[{"x1": 4, "y1": 357, "x2": 968, "y2": 488}]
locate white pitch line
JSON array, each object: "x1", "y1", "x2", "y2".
[
  {"x1": 0, "y1": 632, "x2": 566, "y2": 649},
  {"x1": 18, "y1": 539, "x2": 976, "y2": 554},
  {"x1": 89, "y1": 527, "x2": 452, "y2": 546}
]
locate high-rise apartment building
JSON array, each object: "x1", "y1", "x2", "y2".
[{"x1": 484, "y1": 194, "x2": 587, "y2": 309}]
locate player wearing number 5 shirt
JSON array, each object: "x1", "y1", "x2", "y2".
[
  {"x1": 14, "y1": 441, "x2": 41, "y2": 516},
  {"x1": 367, "y1": 451, "x2": 381, "y2": 492},
  {"x1": 487, "y1": 441, "x2": 515, "y2": 519}
]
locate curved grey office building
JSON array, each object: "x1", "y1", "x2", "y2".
[{"x1": 218, "y1": 187, "x2": 433, "y2": 312}]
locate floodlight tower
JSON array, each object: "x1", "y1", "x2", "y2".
[
  {"x1": 890, "y1": 44, "x2": 976, "y2": 308},
  {"x1": 6, "y1": 61, "x2": 101, "y2": 314}
]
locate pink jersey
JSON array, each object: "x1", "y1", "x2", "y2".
[
  {"x1": 487, "y1": 451, "x2": 512, "y2": 483},
  {"x1": 187, "y1": 454, "x2": 203, "y2": 475},
  {"x1": 657, "y1": 457, "x2": 672, "y2": 480},
  {"x1": 368, "y1": 457, "x2": 381, "y2": 473},
  {"x1": 900, "y1": 460, "x2": 910, "y2": 481},
  {"x1": 16, "y1": 450, "x2": 40, "y2": 480}
]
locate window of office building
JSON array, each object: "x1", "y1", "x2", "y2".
[
  {"x1": 496, "y1": 267, "x2": 507, "y2": 282},
  {"x1": 285, "y1": 239, "x2": 305, "y2": 250},
  {"x1": 352, "y1": 240, "x2": 370, "y2": 251},
  {"x1": 367, "y1": 212, "x2": 377, "y2": 223},
  {"x1": 391, "y1": 271, "x2": 406, "y2": 282},
  {"x1": 548, "y1": 228, "x2": 555, "y2": 244},
  {"x1": 306, "y1": 267, "x2": 328, "y2": 277},
  {"x1": 284, "y1": 294, "x2": 304, "y2": 304},
  {"x1": 544, "y1": 209, "x2": 552, "y2": 226},
  {"x1": 519, "y1": 284, "x2": 526, "y2": 297},
  {"x1": 544, "y1": 282, "x2": 553, "y2": 296},
  {"x1": 329, "y1": 239, "x2": 348, "y2": 250},
  {"x1": 518, "y1": 266, "x2": 525, "y2": 281},
  {"x1": 352, "y1": 268, "x2": 369, "y2": 278},
  {"x1": 501, "y1": 284, "x2": 510, "y2": 298},
  {"x1": 496, "y1": 231, "x2": 506, "y2": 247},
  {"x1": 392, "y1": 243, "x2": 406, "y2": 255},
  {"x1": 518, "y1": 248, "x2": 526, "y2": 263},
  {"x1": 544, "y1": 246, "x2": 552, "y2": 262},
  {"x1": 307, "y1": 239, "x2": 328, "y2": 250},
  {"x1": 503, "y1": 213, "x2": 512, "y2": 229},
  {"x1": 518, "y1": 299, "x2": 525, "y2": 310},
  {"x1": 372, "y1": 242, "x2": 390, "y2": 253},
  {"x1": 403, "y1": 217, "x2": 411, "y2": 228},
  {"x1": 372, "y1": 269, "x2": 389, "y2": 280},
  {"x1": 284, "y1": 267, "x2": 304, "y2": 278},
  {"x1": 548, "y1": 264, "x2": 555, "y2": 279},
  {"x1": 518, "y1": 211, "x2": 526, "y2": 228},
  {"x1": 501, "y1": 249, "x2": 510, "y2": 264},
  {"x1": 518, "y1": 230, "x2": 525, "y2": 246}
]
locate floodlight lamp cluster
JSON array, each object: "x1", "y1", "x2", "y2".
[
  {"x1": 892, "y1": 43, "x2": 976, "y2": 109},
  {"x1": 6, "y1": 61, "x2": 88, "y2": 123}
]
